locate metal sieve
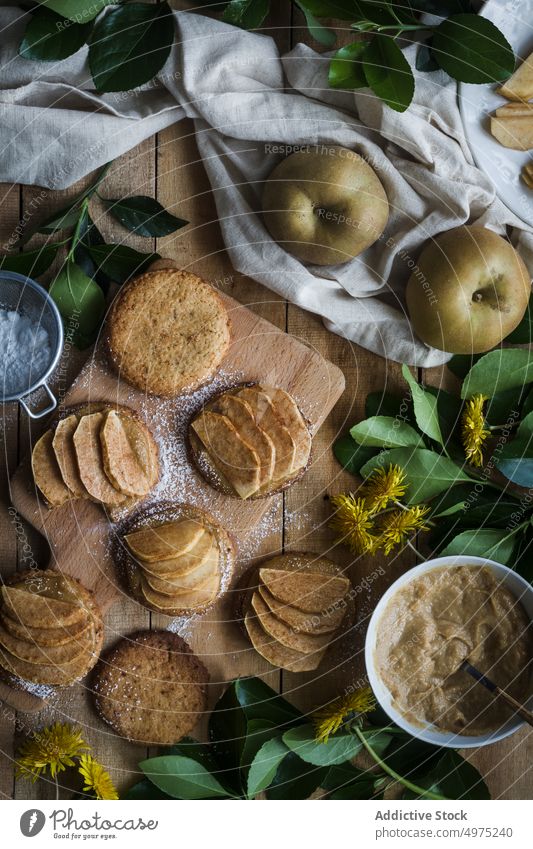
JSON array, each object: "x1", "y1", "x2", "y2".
[{"x1": 0, "y1": 271, "x2": 63, "y2": 419}]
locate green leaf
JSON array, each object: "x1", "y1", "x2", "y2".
[
  {"x1": 360, "y1": 448, "x2": 472, "y2": 504},
  {"x1": 208, "y1": 683, "x2": 247, "y2": 793},
  {"x1": 240, "y1": 719, "x2": 279, "y2": 772},
  {"x1": 513, "y1": 529, "x2": 533, "y2": 583},
  {"x1": 247, "y1": 737, "x2": 289, "y2": 798},
  {"x1": 461, "y1": 349, "x2": 533, "y2": 399},
  {"x1": 322, "y1": 763, "x2": 378, "y2": 798},
  {"x1": 484, "y1": 387, "x2": 526, "y2": 427},
  {"x1": 429, "y1": 485, "x2": 522, "y2": 526},
  {"x1": 31, "y1": 162, "x2": 111, "y2": 241},
  {"x1": 411, "y1": 750, "x2": 490, "y2": 800},
  {"x1": 283, "y1": 725, "x2": 363, "y2": 766},
  {"x1": 321, "y1": 762, "x2": 370, "y2": 791},
  {"x1": 432, "y1": 13, "x2": 515, "y2": 85},
  {"x1": 38, "y1": 204, "x2": 83, "y2": 235},
  {"x1": 222, "y1": 0, "x2": 270, "y2": 29},
  {"x1": 0, "y1": 243, "x2": 62, "y2": 278},
  {"x1": 362, "y1": 33, "x2": 415, "y2": 112},
  {"x1": 49, "y1": 261, "x2": 106, "y2": 349},
  {"x1": 409, "y1": 0, "x2": 471, "y2": 12},
  {"x1": 20, "y1": 9, "x2": 93, "y2": 61},
  {"x1": 505, "y1": 294, "x2": 533, "y2": 344},
  {"x1": 43, "y1": 0, "x2": 108, "y2": 22},
  {"x1": 521, "y1": 387, "x2": 533, "y2": 419},
  {"x1": 163, "y1": 737, "x2": 220, "y2": 773},
  {"x1": 293, "y1": 0, "x2": 357, "y2": 19},
  {"x1": 296, "y1": 1, "x2": 336, "y2": 47},
  {"x1": 266, "y1": 751, "x2": 327, "y2": 800},
  {"x1": 104, "y1": 195, "x2": 188, "y2": 238},
  {"x1": 329, "y1": 780, "x2": 381, "y2": 799},
  {"x1": 86, "y1": 243, "x2": 160, "y2": 284},
  {"x1": 440, "y1": 528, "x2": 518, "y2": 564},
  {"x1": 88, "y1": 2, "x2": 174, "y2": 93},
  {"x1": 425, "y1": 386, "x2": 463, "y2": 445},
  {"x1": 122, "y1": 777, "x2": 173, "y2": 800},
  {"x1": 74, "y1": 213, "x2": 109, "y2": 291},
  {"x1": 431, "y1": 500, "x2": 467, "y2": 518},
  {"x1": 208, "y1": 678, "x2": 303, "y2": 795},
  {"x1": 416, "y1": 42, "x2": 439, "y2": 73},
  {"x1": 365, "y1": 390, "x2": 413, "y2": 423},
  {"x1": 350, "y1": 416, "x2": 423, "y2": 449},
  {"x1": 139, "y1": 755, "x2": 232, "y2": 800},
  {"x1": 333, "y1": 434, "x2": 378, "y2": 475},
  {"x1": 447, "y1": 352, "x2": 482, "y2": 381},
  {"x1": 234, "y1": 677, "x2": 304, "y2": 726},
  {"x1": 495, "y1": 453, "x2": 533, "y2": 489},
  {"x1": 383, "y1": 735, "x2": 444, "y2": 780},
  {"x1": 329, "y1": 41, "x2": 367, "y2": 89},
  {"x1": 359, "y1": 729, "x2": 393, "y2": 759},
  {"x1": 402, "y1": 365, "x2": 444, "y2": 446}
]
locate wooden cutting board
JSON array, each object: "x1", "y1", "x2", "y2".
[{"x1": 4, "y1": 289, "x2": 345, "y2": 712}]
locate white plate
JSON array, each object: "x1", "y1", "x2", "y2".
[{"x1": 458, "y1": 0, "x2": 533, "y2": 225}]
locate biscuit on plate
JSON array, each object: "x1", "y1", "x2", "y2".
[
  {"x1": 105, "y1": 269, "x2": 231, "y2": 396},
  {"x1": 92, "y1": 631, "x2": 208, "y2": 744}
]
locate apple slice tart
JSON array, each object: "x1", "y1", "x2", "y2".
[
  {"x1": 237, "y1": 553, "x2": 352, "y2": 673},
  {"x1": 189, "y1": 384, "x2": 312, "y2": 499},
  {"x1": 121, "y1": 505, "x2": 234, "y2": 616}
]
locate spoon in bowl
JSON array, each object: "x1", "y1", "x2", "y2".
[{"x1": 461, "y1": 661, "x2": 533, "y2": 728}]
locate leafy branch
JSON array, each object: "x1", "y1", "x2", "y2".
[
  {"x1": 0, "y1": 162, "x2": 188, "y2": 349},
  {"x1": 333, "y1": 344, "x2": 533, "y2": 584},
  {"x1": 17, "y1": 2, "x2": 515, "y2": 112},
  {"x1": 124, "y1": 677, "x2": 490, "y2": 800}
]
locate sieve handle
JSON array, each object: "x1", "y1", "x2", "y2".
[{"x1": 19, "y1": 382, "x2": 57, "y2": 420}]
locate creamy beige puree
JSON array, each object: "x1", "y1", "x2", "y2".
[{"x1": 376, "y1": 566, "x2": 532, "y2": 735}]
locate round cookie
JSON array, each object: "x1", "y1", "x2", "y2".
[
  {"x1": 92, "y1": 631, "x2": 208, "y2": 744},
  {"x1": 106, "y1": 269, "x2": 231, "y2": 396},
  {"x1": 115, "y1": 503, "x2": 235, "y2": 618}
]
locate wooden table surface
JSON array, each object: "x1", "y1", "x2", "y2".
[{"x1": 0, "y1": 2, "x2": 530, "y2": 800}]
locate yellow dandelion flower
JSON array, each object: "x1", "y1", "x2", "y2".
[
  {"x1": 377, "y1": 505, "x2": 430, "y2": 555},
  {"x1": 329, "y1": 493, "x2": 378, "y2": 554},
  {"x1": 16, "y1": 723, "x2": 89, "y2": 782},
  {"x1": 78, "y1": 754, "x2": 119, "y2": 800},
  {"x1": 313, "y1": 687, "x2": 376, "y2": 743},
  {"x1": 461, "y1": 394, "x2": 489, "y2": 468},
  {"x1": 361, "y1": 464, "x2": 407, "y2": 512}
]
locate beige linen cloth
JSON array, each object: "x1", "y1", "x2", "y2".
[{"x1": 1, "y1": 6, "x2": 532, "y2": 366}]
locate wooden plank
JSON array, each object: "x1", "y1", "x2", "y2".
[
  {"x1": 9, "y1": 290, "x2": 344, "y2": 698},
  {"x1": 0, "y1": 181, "x2": 22, "y2": 799},
  {"x1": 155, "y1": 0, "x2": 293, "y2": 711},
  {"x1": 13, "y1": 142, "x2": 156, "y2": 799}
]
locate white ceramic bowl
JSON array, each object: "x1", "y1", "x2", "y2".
[{"x1": 365, "y1": 555, "x2": 533, "y2": 748}]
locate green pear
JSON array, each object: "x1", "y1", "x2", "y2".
[
  {"x1": 262, "y1": 145, "x2": 389, "y2": 266},
  {"x1": 406, "y1": 225, "x2": 531, "y2": 354}
]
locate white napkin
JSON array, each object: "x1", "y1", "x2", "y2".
[{"x1": 1, "y1": 7, "x2": 531, "y2": 367}]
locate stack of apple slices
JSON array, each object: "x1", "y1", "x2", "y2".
[
  {"x1": 124, "y1": 517, "x2": 224, "y2": 615},
  {"x1": 242, "y1": 553, "x2": 351, "y2": 673},
  {"x1": 190, "y1": 384, "x2": 312, "y2": 499},
  {"x1": 31, "y1": 406, "x2": 159, "y2": 518},
  {"x1": 491, "y1": 51, "x2": 533, "y2": 151}
]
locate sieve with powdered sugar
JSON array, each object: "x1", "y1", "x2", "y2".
[{"x1": 0, "y1": 271, "x2": 63, "y2": 419}]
